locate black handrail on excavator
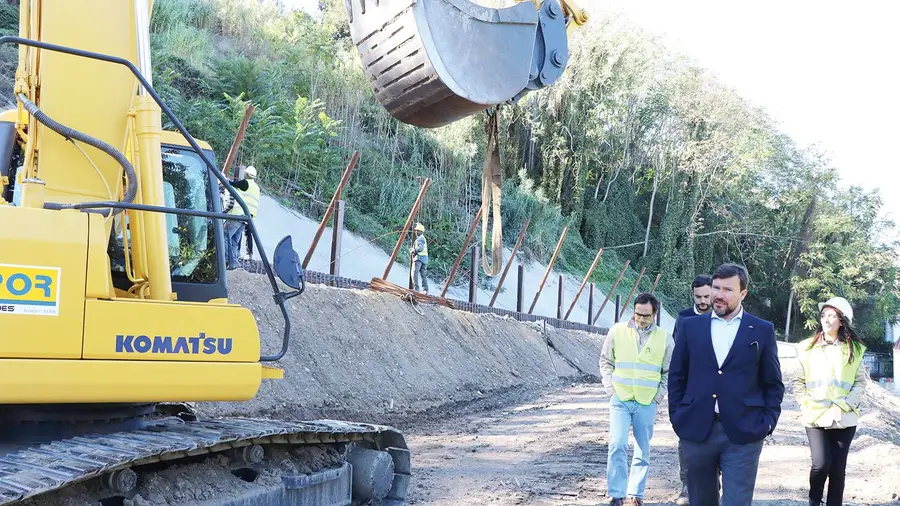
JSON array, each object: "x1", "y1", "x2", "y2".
[{"x1": 0, "y1": 35, "x2": 295, "y2": 363}]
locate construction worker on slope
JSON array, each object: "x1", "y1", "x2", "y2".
[
  {"x1": 410, "y1": 222, "x2": 429, "y2": 294},
  {"x1": 599, "y1": 292, "x2": 675, "y2": 506},
  {"x1": 223, "y1": 165, "x2": 260, "y2": 270}
]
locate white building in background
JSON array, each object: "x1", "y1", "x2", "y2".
[{"x1": 889, "y1": 319, "x2": 900, "y2": 388}]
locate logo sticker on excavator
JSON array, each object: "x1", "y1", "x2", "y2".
[{"x1": 0, "y1": 264, "x2": 61, "y2": 316}]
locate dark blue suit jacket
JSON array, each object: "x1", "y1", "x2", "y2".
[
  {"x1": 673, "y1": 307, "x2": 700, "y2": 343},
  {"x1": 668, "y1": 310, "x2": 784, "y2": 445}
]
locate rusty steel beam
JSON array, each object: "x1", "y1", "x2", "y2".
[
  {"x1": 383, "y1": 177, "x2": 431, "y2": 280},
  {"x1": 592, "y1": 260, "x2": 630, "y2": 325},
  {"x1": 302, "y1": 152, "x2": 359, "y2": 269},
  {"x1": 488, "y1": 218, "x2": 530, "y2": 307},
  {"x1": 564, "y1": 248, "x2": 604, "y2": 320},
  {"x1": 528, "y1": 227, "x2": 568, "y2": 314},
  {"x1": 440, "y1": 207, "x2": 483, "y2": 298},
  {"x1": 618, "y1": 266, "x2": 647, "y2": 321}
]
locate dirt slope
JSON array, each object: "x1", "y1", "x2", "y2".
[{"x1": 197, "y1": 270, "x2": 604, "y2": 425}]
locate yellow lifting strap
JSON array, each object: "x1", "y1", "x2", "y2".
[{"x1": 481, "y1": 108, "x2": 503, "y2": 276}]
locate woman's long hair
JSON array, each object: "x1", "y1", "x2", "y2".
[{"x1": 806, "y1": 308, "x2": 864, "y2": 364}]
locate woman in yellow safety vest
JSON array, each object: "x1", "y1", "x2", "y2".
[{"x1": 791, "y1": 296, "x2": 867, "y2": 506}]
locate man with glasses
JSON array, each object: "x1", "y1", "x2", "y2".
[{"x1": 600, "y1": 292, "x2": 675, "y2": 506}]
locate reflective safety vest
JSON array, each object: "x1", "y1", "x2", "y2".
[
  {"x1": 414, "y1": 235, "x2": 428, "y2": 263},
  {"x1": 797, "y1": 336, "x2": 865, "y2": 426},
  {"x1": 611, "y1": 323, "x2": 667, "y2": 405},
  {"x1": 229, "y1": 179, "x2": 260, "y2": 218}
]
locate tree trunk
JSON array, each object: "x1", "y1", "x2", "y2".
[
  {"x1": 642, "y1": 159, "x2": 660, "y2": 257},
  {"x1": 785, "y1": 289, "x2": 794, "y2": 340}
]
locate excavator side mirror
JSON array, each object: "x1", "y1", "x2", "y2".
[{"x1": 273, "y1": 235, "x2": 306, "y2": 296}]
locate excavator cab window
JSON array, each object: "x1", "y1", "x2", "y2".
[{"x1": 108, "y1": 143, "x2": 228, "y2": 302}]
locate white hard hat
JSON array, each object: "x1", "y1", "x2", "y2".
[
  {"x1": 244, "y1": 166, "x2": 257, "y2": 179},
  {"x1": 818, "y1": 296, "x2": 854, "y2": 324}
]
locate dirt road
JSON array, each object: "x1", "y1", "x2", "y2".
[{"x1": 404, "y1": 383, "x2": 900, "y2": 506}]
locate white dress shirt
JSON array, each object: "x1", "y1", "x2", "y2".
[{"x1": 710, "y1": 306, "x2": 744, "y2": 413}]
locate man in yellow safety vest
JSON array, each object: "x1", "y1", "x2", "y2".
[
  {"x1": 223, "y1": 165, "x2": 260, "y2": 270},
  {"x1": 599, "y1": 292, "x2": 675, "y2": 506}
]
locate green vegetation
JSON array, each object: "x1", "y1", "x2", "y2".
[
  {"x1": 2, "y1": 0, "x2": 897, "y2": 348},
  {"x1": 147, "y1": 0, "x2": 900, "y2": 348}
]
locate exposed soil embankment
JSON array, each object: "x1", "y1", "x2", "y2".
[{"x1": 197, "y1": 270, "x2": 605, "y2": 426}]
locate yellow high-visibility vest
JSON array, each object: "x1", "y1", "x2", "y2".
[
  {"x1": 229, "y1": 179, "x2": 260, "y2": 218},
  {"x1": 797, "y1": 336, "x2": 865, "y2": 426},
  {"x1": 611, "y1": 323, "x2": 667, "y2": 405}
]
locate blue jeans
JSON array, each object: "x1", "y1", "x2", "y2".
[
  {"x1": 224, "y1": 221, "x2": 244, "y2": 269},
  {"x1": 607, "y1": 394, "x2": 658, "y2": 499}
]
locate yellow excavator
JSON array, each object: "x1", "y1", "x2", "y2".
[{"x1": 0, "y1": 0, "x2": 585, "y2": 504}]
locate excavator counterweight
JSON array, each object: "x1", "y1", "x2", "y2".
[{"x1": 345, "y1": 0, "x2": 577, "y2": 128}]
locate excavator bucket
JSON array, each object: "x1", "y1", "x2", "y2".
[{"x1": 345, "y1": 0, "x2": 570, "y2": 128}]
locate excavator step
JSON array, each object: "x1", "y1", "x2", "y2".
[{"x1": 0, "y1": 417, "x2": 410, "y2": 505}]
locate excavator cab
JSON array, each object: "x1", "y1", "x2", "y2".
[{"x1": 345, "y1": 0, "x2": 587, "y2": 128}]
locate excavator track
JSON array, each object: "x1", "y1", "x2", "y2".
[{"x1": 0, "y1": 417, "x2": 410, "y2": 505}]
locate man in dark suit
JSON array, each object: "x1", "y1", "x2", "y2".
[
  {"x1": 673, "y1": 274, "x2": 713, "y2": 343},
  {"x1": 671, "y1": 274, "x2": 713, "y2": 505},
  {"x1": 668, "y1": 263, "x2": 784, "y2": 506}
]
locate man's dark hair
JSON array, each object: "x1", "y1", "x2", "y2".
[
  {"x1": 691, "y1": 275, "x2": 712, "y2": 289},
  {"x1": 634, "y1": 292, "x2": 660, "y2": 314},
  {"x1": 712, "y1": 263, "x2": 749, "y2": 291}
]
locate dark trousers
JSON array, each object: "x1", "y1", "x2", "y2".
[
  {"x1": 678, "y1": 439, "x2": 688, "y2": 484},
  {"x1": 681, "y1": 420, "x2": 764, "y2": 506},
  {"x1": 806, "y1": 426, "x2": 856, "y2": 506}
]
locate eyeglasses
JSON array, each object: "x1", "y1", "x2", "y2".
[{"x1": 634, "y1": 313, "x2": 654, "y2": 320}]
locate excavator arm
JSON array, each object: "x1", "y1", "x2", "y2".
[{"x1": 345, "y1": 0, "x2": 588, "y2": 128}]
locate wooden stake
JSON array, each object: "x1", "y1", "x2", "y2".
[
  {"x1": 564, "y1": 248, "x2": 604, "y2": 319},
  {"x1": 592, "y1": 260, "x2": 630, "y2": 325},
  {"x1": 222, "y1": 104, "x2": 255, "y2": 179},
  {"x1": 488, "y1": 218, "x2": 530, "y2": 307},
  {"x1": 440, "y1": 207, "x2": 483, "y2": 298},
  {"x1": 650, "y1": 272, "x2": 662, "y2": 294},
  {"x1": 383, "y1": 178, "x2": 431, "y2": 279},
  {"x1": 528, "y1": 227, "x2": 568, "y2": 314},
  {"x1": 302, "y1": 151, "x2": 359, "y2": 269},
  {"x1": 618, "y1": 266, "x2": 646, "y2": 321}
]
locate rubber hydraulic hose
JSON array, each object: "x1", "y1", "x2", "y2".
[{"x1": 17, "y1": 93, "x2": 138, "y2": 213}]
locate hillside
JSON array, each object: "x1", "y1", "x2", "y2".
[{"x1": 0, "y1": 0, "x2": 896, "y2": 344}]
